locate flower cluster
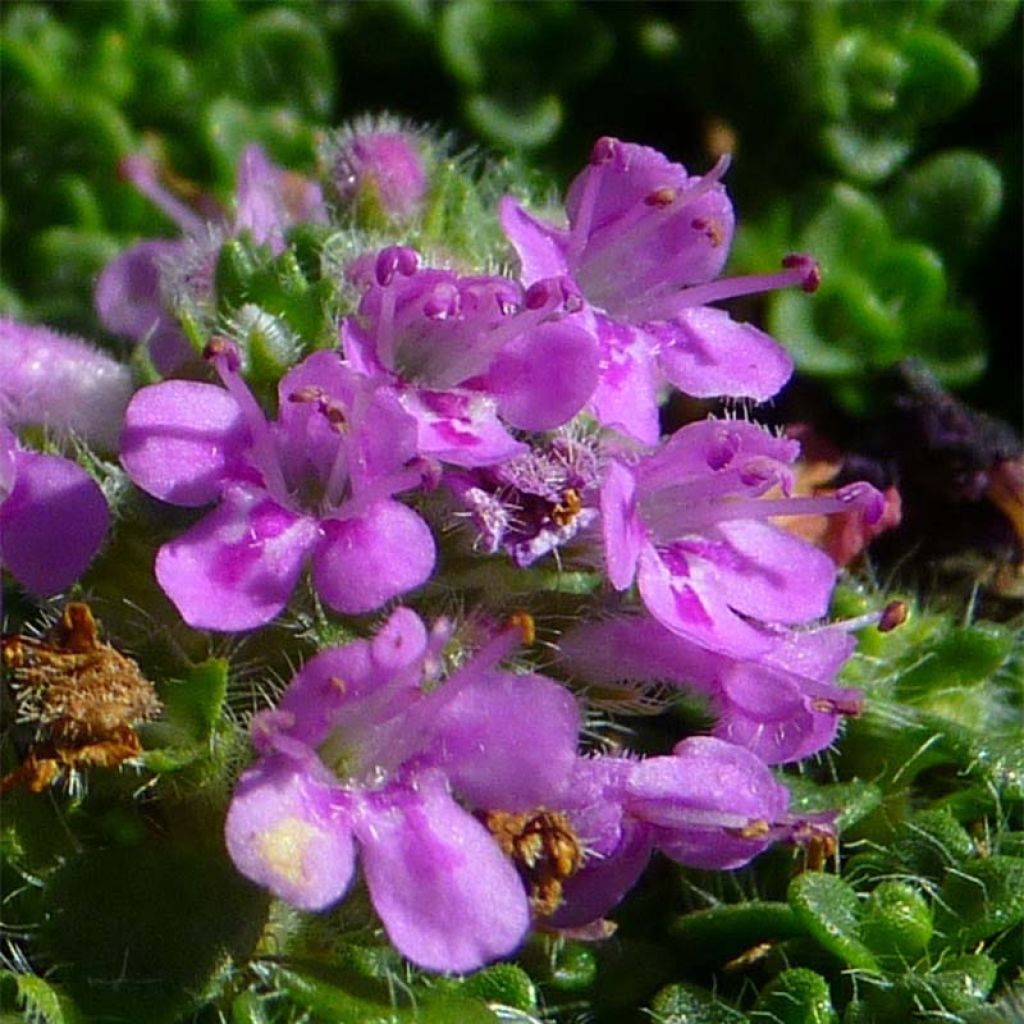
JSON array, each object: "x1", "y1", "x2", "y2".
[{"x1": 1, "y1": 127, "x2": 893, "y2": 973}]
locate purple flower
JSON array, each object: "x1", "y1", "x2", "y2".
[
  {"x1": 0, "y1": 425, "x2": 108, "y2": 599},
  {"x1": 548, "y1": 737, "x2": 825, "y2": 929},
  {"x1": 120, "y1": 344, "x2": 435, "y2": 630},
  {"x1": 340, "y1": 247, "x2": 599, "y2": 466},
  {"x1": 501, "y1": 138, "x2": 819, "y2": 443},
  {"x1": 96, "y1": 147, "x2": 327, "y2": 373},
  {"x1": 601, "y1": 418, "x2": 883, "y2": 658},
  {"x1": 324, "y1": 118, "x2": 428, "y2": 220},
  {"x1": 225, "y1": 609, "x2": 581, "y2": 972},
  {"x1": 561, "y1": 612, "x2": 862, "y2": 764},
  {"x1": 447, "y1": 430, "x2": 601, "y2": 567},
  {"x1": 0, "y1": 317, "x2": 133, "y2": 451}
]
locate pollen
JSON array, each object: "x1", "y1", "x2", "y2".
[{"x1": 259, "y1": 817, "x2": 320, "y2": 888}]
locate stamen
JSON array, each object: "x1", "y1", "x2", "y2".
[
  {"x1": 119, "y1": 154, "x2": 207, "y2": 237},
  {"x1": 878, "y1": 601, "x2": 908, "y2": 633},
  {"x1": 205, "y1": 338, "x2": 290, "y2": 502},
  {"x1": 374, "y1": 246, "x2": 419, "y2": 286},
  {"x1": 627, "y1": 253, "x2": 821, "y2": 321}
]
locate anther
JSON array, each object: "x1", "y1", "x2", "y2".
[
  {"x1": 507, "y1": 611, "x2": 536, "y2": 647},
  {"x1": 878, "y1": 601, "x2": 908, "y2": 633},
  {"x1": 645, "y1": 187, "x2": 677, "y2": 208},
  {"x1": 288, "y1": 385, "x2": 326, "y2": 404},
  {"x1": 524, "y1": 280, "x2": 555, "y2": 311},
  {"x1": 375, "y1": 246, "x2": 419, "y2": 286},
  {"x1": 203, "y1": 336, "x2": 241, "y2": 371},
  {"x1": 782, "y1": 253, "x2": 822, "y2": 293},
  {"x1": 589, "y1": 137, "x2": 618, "y2": 165}
]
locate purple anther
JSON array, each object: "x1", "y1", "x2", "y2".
[
  {"x1": 590, "y1": 136, "x2": 618, "y2": 165},
  {"x1": 319, "y1": 400, "x2": 349, "y2": 432},
  {"x1": 782, "y1": 253, "x2": 822, "y2": 293},
  {"x1": 835, "y1": 481, "x2": 884, "y2": 523},
  {"x1": 524, "y1": 279, "x2": 556, "y2": 311},
  {"x1": 375, "y1": 246, "x2": 419, "y2": 286},
  {"x1": 559, "y1": 278, "x2": 584, "y2": 313},
  {"x1": 203, "y1": 337, "x2": 241, "y2": 372}
]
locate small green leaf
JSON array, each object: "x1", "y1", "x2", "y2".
[
  {"x1": 898, "y1": 27, "x2": 978, "y2": 123},
  {"x1": 0, "y1": 971, "x2": 81, "y2": 1024},
  {"x1": 650, "y1": 982, "x2": 749, "y2": 1023},
  {"x1": 161, "y1": 658, "x2": 230, "y2": 743},
  {"x1": 459, "y1": 963, "x2": 537, "y2": 1012},
  {"x1": 751, "y1": 968, "x2": 837, "y2": 1024},
  {"x1": 783, "y1": 777, "x2": 883, "y2": 832},
  {"x1": 259, "y1": 961, "x2": 500, "y2": 1023},
  {"x1": 934, "y1": 856, "x2": 1024, "y2": 947},
  {"x1": 891, "y1": 809, "x2": 975, "y2": 880},
  {"x1": 668, "y1": 902, "x2": 805, "y2": 968},
  {"x1": 860, "y1": 881, "x2": 933, "y2": 963},
  {"x1": 788, "y1": 873, "x2": 879, "y2": 972},
  {"x1": 464, "y1": 94, "x2": 562, "y2": 151}
]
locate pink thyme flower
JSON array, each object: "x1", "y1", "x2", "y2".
[
  {"x1": 501, "y1": 138, "x2": 818, "y2": 443},
  {"x1": 600, "y1": 418, "x2": 883, "y2": 658},
  {"x1": 225, "y1": 608, "x2": 581, "y2": 972},
  {"x1": 120, "y1": 345, "x2": 434, "y2": 630},
  {"x1": 96, "y1": 146, "x2": 327, "y2": 373},
  {"x1": 546, "y1": 738, "x2": 830, "y2": 930},
  {"x1": 340, "y1": 247, "x2": 599, "y2": 466}
]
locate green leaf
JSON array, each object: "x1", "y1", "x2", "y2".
[
  {"x1": 459, "y1": 963, "x2": 537, "y2": 1012},
  {"x1": 650, "y1": 982, "x2": 749, "y2": 1023},
  {"x1": 258, "y1": 961, "x2": 500, "y2": 1023},
  {"x1": 161, "y1": 658, "x2": 230, "y2": 743},
  {"x1": 668, "y1": 902, "x2": 806, "y2": 968},
  {"x1": 464, "y1": 94, "x2": 562, "y2": 151},
  {"x1": 782, "y1": 777, "x2": 883, "y2": 832},
  {"x1": 904, "y1": 954, "x2": 997, "y2": 1014},
  {"x1": 860, "y1": 881, "x2": 933, "y2": 963},
  {"x1": 39, "y1": 841, "x2": 269, "y2": 1024},
  {"x1": 788, "y1": 873, "x2": 879, "y2": 972},
  {"x1": 898, "y1": 27, "x2": 978, "y2": 123},
  {"x1": 888, "y1": 151, "x2": 1003, "y2": 257},
  {"x1": 751, "y1": 968, "x2": 837, "y2": 1024},
  {"x1": 934, "y1": 855, "x2": 1024, "y2": 947},
  {"x1": 0, "y1": 971, "x2": 81, "y2": 1024},
  {"x1": 891, "y1": 809, "x2": 976, "y2": 880}
]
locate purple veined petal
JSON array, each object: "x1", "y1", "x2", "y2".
[
  {"x1": 355, "y1": 776, "x2": 531, "y2": 972},
  {"x1": 487, "y1": 320, "x2": 599, "y2": 432},
  {"x1": 425, "y1": 669, "x2": 581, "y2": 811},
  {"x1": 0, "y1": 450, "x2": 108, "y2": 597},
  {"x1": 653, "y1": 306, "x2": 793, "y2": 402},
  {"x1": 600, "y1": 460, "x2": 646, "y2": 591},
  {"x1": 714, "y1": 700, "x2": 839, "y2": 765},
  {"x1": 499, "y1": 196, "x2": 571, "y2": 285},
  {"x1": 547, "y1": 819, "x2": 653, "y2": 930},
  {"x1": 710, "y1": 519, "x2": 837, "y2": 625},
  {"x1": 225, "y1": 756, "x2": 356, "y2": 911},
  {"x1": 654, "y1": 822, "x2": 775, "y2": 872},
  {"x1": 371, "y1": 606, "x2": 429, "y2": 672},
  {"x1": 637, "y1": 418, "x2": 799, "y2": 493},
  {"x1": 155, "y1": 486, "x2": 319, "y2": 630},
  {"x1": 589, "y1": 316, "x2": 660, "y2": 445},
  {"x1": 637, "y1": 543, "x2": 777, "y2": 659},
  {"x1": 0, "y1": 427, "x2": 16, "y2": 501},
  {"x1": 120, "y1": 381, "x2": 251, "y2": 507},
  {"x1": 94, "y1": 241, "x2": 193, "y2": 373},
  {"x1": 311, "y1": 500, "x2": 435, "y2": 615},
  {"x1": 401, "y1": 389, "x2": 526, "y2": 467}
]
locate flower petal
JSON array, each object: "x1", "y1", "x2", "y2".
[
  {"x1": 600, "y1": 461, "x2": 646, "y2": 591},
  {"x1": 653, "y1": 306, "x2": 793, "y2": 402},
  {"x1": 312, "y1": 500, "x2": 435, "y2": 615},
  {"x1": 499, "y1": 196, "x2": 571, "y2": 285},
  {"x1": 94, "y1": 240, "x2": 192, "y2": 373},
  {"x1": 589, "y1": 316, "x2": 660, "y2": 445},
  {"x1": 0, "y1": 450, "x2": 108, "y2": 596},
  {"x1": 120, "y1": 381, "x2": 251, "y2": 507},
  {"x1": 225, "y1": 756, "x2": 356, "y2": 911},
  {"x1": 427, "y1": 669, "x2": 581, "y2": 810},
  {"x1": 155, "y1": 487, "x2": 318, "y2": 630},
  {"x1": 356, "y1": 777, "x2": 530, "y2": 972},
  {"x1": 402, "y1": 389, "x2": 526, "y2": 467},
  {"x1": 488, "y1": 321, "x2": 599, "y2": 431}
]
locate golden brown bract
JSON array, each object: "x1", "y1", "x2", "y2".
[{"x1": 1, "y1": 602, "x2": 161, "y2": 793}]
